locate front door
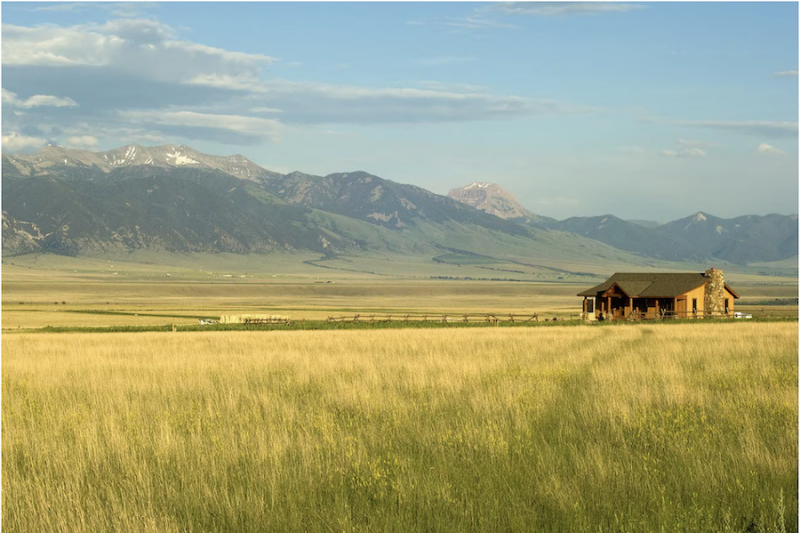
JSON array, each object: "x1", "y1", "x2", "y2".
[
  {"x1": 612, "y1": 297, "x2": 623, "y2": 319},
  {"x1": 676, "y1": 299, "x2": 686, "y2": 318}
]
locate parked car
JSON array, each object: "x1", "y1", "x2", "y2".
[{"x1": 733, "y1": 312, "x2": 753, "y2": 319}]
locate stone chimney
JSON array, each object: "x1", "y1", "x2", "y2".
[{"x1": 703, "y1": 268, "x2": 725, "y2": 316}]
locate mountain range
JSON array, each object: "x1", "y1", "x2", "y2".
[
  {"x1": 448, "y1": 182, "x2": 798, "y2": 265},
  {"x1": 3, "y1": 144, "x2": 797, "y2": 269}
]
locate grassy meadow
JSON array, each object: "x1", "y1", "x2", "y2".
[
  {"x1": 2, "y1": 253, "x2": 797, "y2": 330},
  {"x1": 3, "y1": 253, "x2": 797, "y2": 531},
  {"x1": 3, "y1": 322, "x2": 797, "y2": 532}
]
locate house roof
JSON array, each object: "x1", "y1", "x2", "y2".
[
  {"x1": 578, "y1": 272, "x2": 739, "y2": 298},
  {"x1": 602, "y1": 281, "x2": 654, "y2": 297}
]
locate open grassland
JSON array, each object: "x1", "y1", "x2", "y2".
[
  {"x1": 3, "y1": 252, "x2": 796, "y2": 330},
  {"x1": 3, "y1": 272, "x2": 796, "y2": 330},
  {"x1": 3, "y1": 323, "x2": 797, "y2": 532},
  {"x1": 2, "y1": 279, "x2": 595, "y2": 329}
]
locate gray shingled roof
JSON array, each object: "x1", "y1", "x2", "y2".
[{"x1": 577, "y1": 273, "x2": 716, "y2": 298}]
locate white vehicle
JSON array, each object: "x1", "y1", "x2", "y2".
[{"x1": 733, "y1": 312, "x2": 753, "y2": 319}]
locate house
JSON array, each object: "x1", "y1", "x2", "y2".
[{"x1": 578, "y1": 268, "x2": 739, "y2": 320}]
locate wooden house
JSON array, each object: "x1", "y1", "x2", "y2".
[{"x1": 578, "y1": 268, "x2": 739, "y2": 320}]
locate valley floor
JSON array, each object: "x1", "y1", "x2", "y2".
[
  {"x1": 1, "y1": 252, "x2": 797, "y2": 330},
  {"x1": 2, "y1": 255, "x2": 797, "y2": 532}
]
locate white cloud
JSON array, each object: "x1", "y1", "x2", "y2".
[
  {"x1": 2, "y1": 88, "x2": 18, "y2": 105},
  {"x1": 1, "y1": 19, "x2": 275, "y2": 84},
  {"x1": 757, "y1": 143, "x2": 786, "y2": 156},
  {"x1": 64, "y1": 135, "x2": 100, "y2": 150},
  {"x1": 444, "y1": 16, "x2": 518, "y2": 30},
  {"x1": 492, "y1": 2, "x2": 645, "y2": 16},
  {"x1": 414, "y1": 2, "x2": 643, "y2": 32},
  {"x1": 655, "y1": 138, "x2": 712, "y2": 158},
  {"x1": 1, "y1": 16, "x2": 590, "y2": 149},
  {"x1": 23, "y1": 94, "x2": 79, "y2": 108},
  {"x1": 660, "y1": 141, "x2": 706, "y2": 158},
  {"x1": 676, "y1": 138, "x2": 716, "y2": 148},
  {"x1": 674, "y1": 120, "x2": 798, "y2": 138},
  {"x1": 416, "y1": 81, "x2": 485, "y2": 93},
  {"x1": 185, "y1": 74, "x2": 267, "y2": 92},
  {"x1": 616, "y1": 145, "x2": 647, "y2": 155},
  {"x1": 34, "y1": 2, "x2": 157, "y2": 16},
  {"x1": 118, "y1": 110, "x2": 284, "y2": 142},
  {"x1": 251, "y1": 107, "x2": 283, "y2": 114},
  {"x1": 247, "y1": 79, "x2": 586, "y2": 124},
  {"x1": 2, "y1": 88, "x2": 77, "y2": 108},
  {"x1": 773, "y1": 70, "x2": 798, "y2": 77},
  {"x1": 1, "y1": 132, "x2": 47, "y2": 151}
]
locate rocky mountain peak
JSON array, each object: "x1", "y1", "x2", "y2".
[{"x1": 447, "y1": 182, "x2": 533, "y2": 221}]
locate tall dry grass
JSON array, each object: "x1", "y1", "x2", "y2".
[{"x1": 3, "y1": 323, "x2": 797, "y2": 532}]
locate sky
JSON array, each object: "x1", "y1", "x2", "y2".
[{"x1": 1, "y1": 1, "x2": 797, "y2": 221}]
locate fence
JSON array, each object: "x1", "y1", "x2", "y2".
[
  {"x1": 325, "y1": 313, "x2": 568, "y2": 324},
  {"x1": 219, "y1": 314, "x2": 291, "y2": 325}
]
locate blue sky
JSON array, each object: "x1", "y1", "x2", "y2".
[{"x1": 2, "y1": 1, "x2": 797, "y2": 221}]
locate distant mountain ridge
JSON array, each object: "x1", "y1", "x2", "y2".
[
  {"x1": 447, "y1": 181, "x2": 797, "y2": 265},
  {"x1": 2, "y1": 145, "x2": 584, "y2": 261},
  {"x1": 2, "y1": 144, "x2": 796, "y2": 267},
  {"x1": 4, "y1": 143, "x2": 281, "y2": 183},
  {"x1": 265, "y1": 172, "x2": 530, "y2": 235},
  {"x1": 658, "y1": 212, "x2": 799, "y2": 265},
  {"x1": 548, "y1": 214, "x2": 703, "y2": 262}
]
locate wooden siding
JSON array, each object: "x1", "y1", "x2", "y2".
[{"x1": 683, "y1": 285, "x2": 706, "y2": 316}]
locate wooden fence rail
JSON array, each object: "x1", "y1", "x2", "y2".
[{"x1": 326, "y1": 313, "x2": 552, "y2": 324}]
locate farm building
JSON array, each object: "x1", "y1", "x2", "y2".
[{"x1": 578, "y1": 268, "x2": 739, "y2": 320}]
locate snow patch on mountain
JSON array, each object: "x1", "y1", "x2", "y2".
[{"x1": 166, "y1": 150, "x2": 199, "y2": 166}]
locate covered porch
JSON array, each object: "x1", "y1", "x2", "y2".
[{"x1": 582, "y1": 283, "x2": 680, "y2": 321}]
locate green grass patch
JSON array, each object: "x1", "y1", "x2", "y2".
[
  {"x1": 64, "y1": 309, "x2": 210, "y2": 320},
  {"x1": 432, "y1": 252, "x2": 501, "y2": 266},
  {"x1": 14, "y1": 315, "x2": 796, "y2": 334}
]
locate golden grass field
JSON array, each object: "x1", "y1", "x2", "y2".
[
  {"x1": 3, "y1": 322, "x2": 797, "y2": 532},
  {"x1": 2, "y1": 255, "x2": 798, "y2": 532},
  {"x1": 2, "y1": 272, "x2": 797, "y2": 330}
]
